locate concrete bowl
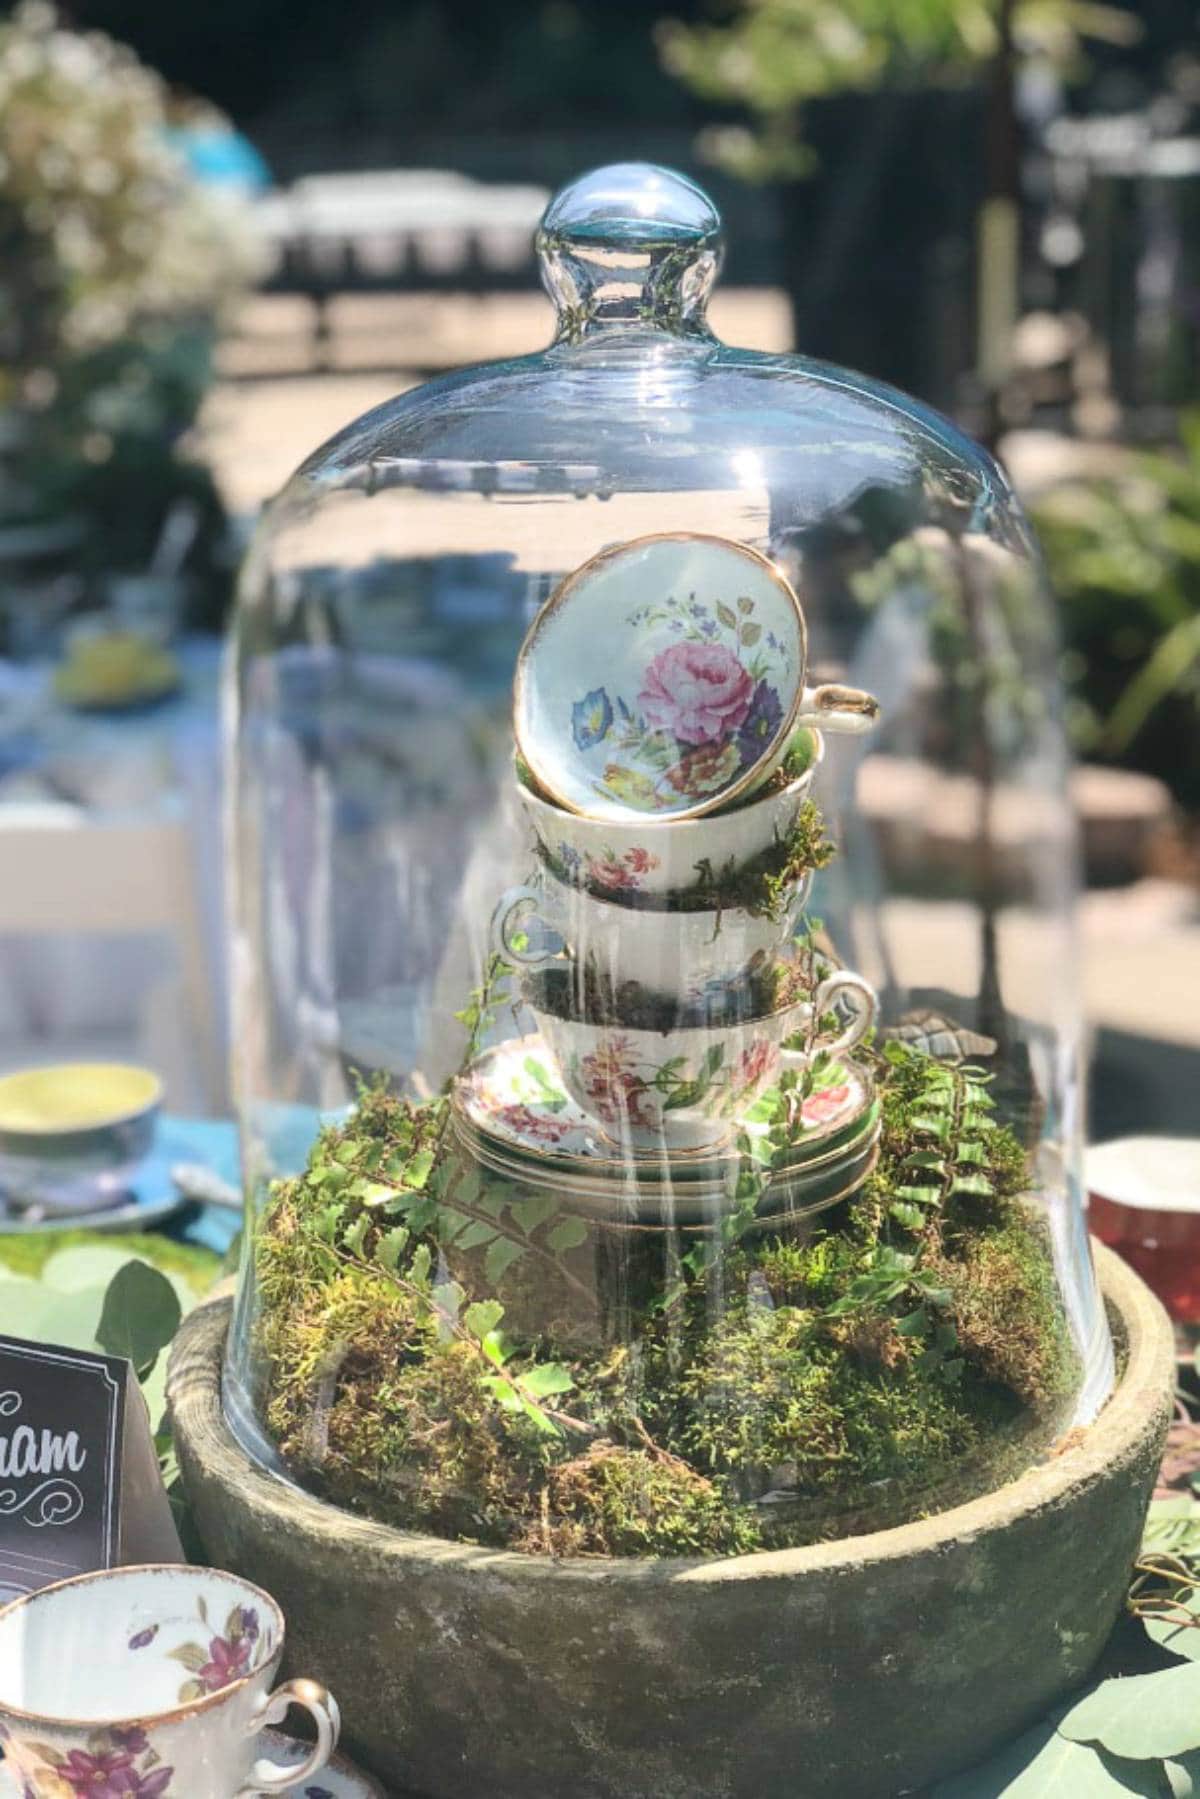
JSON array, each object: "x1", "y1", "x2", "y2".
[{"x1": 168, "y1": 1242, "x2": 1172, "y2": 1799}]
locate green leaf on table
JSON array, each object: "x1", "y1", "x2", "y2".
[
  {"x1": 933, "y1": 1714, "x2": 1167, "y2": 1796},
  {"x1": 1142, "y1": 1587, "x2": 1200, "y2": 1663},
  {"x1": 95, "y1": 1262, "x2": 182, "y2": 1376},
  {"x1": 1060, "y1": 1662, "x2": 1200, "y2": 1759},
  {"x1": 0, "y1": 1277, "x2": 112, "y2": 1352},
  {"x1": 1166, "y1": 1754, "x2": 1200, "y2": 1799}
]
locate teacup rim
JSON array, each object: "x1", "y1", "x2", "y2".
[
  {"x1": 0, "y1": 1562, "x2": 285, "y2": 1732},
  {"x1": 513, "y1": 727, "x2": 824, "y2": 829}
]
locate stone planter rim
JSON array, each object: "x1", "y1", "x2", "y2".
[{"x1": 172, "y1": 1241, "x2": 1166, "y2": 1587}]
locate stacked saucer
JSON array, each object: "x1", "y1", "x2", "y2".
[{"x1": 452, "y1": 1034, "x2": 881, "y2": 1231}]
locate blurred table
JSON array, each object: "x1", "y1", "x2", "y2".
[{"x1": 0, "y1": 637, "x2": 227, "y2": 1110}]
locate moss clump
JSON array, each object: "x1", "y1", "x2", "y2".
[{"x1": 249, "y1": 1042, "x2": 1081, "y2": 1559}]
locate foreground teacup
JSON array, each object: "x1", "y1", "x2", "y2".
[
  {"x1": 0, "y1": 1563, "x2": 340, "y2": 1797},
  {"x1": 491, "y1": 865, "x2": 813, "y2": 1011},
  {"x1": 514, "y1": 729, "x2": 824, "y2": 900},
  {"x1": 527, "y1": 969, "x2": 877, "y2": 1152}
]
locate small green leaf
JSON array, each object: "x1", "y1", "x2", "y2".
[
  {"x1": 481, "y1": 1330, "x2": 511, "y2": 1369},
  {"x1": 361, "y1": 1181, "x2": 399, "y2": 1207},
  {"x1": 901, "y1": 1152, "x2": 947, "y2": 1173},
  {"x1": 456, "y1": 1219, "x2": 498, "y2": 1251},
  {"x1": 521, "y1": 1362, "x2": 575, "y2": 1399},
  {"x1": 485, "y1": 1237, "x2": 523, "y2": 1284},
  {"x1": 547, "y1": 1216, "x2": 589, "y2": 1254},
  {"x1": 954, "y1": 1142, "x2": 989, "y2": 1168},
  {"x1": 510, "y1": 1195, "x2": 558, "y2": 1236},
  {"x1": 481, "y1": 1375, "x2": 521, "y2": 1410},
  {"x1": 951, "y1": 1173, "x2": 995, "y2": 1198},
  {"x1": 896, "y1": 1307, "x2": 928, "y2": 1336},
  {"x1": 409, "y1": 1243, "x2": 432, "y2": 1287},
  {"x1": 431, "y1": 1279, "x2": 465, "y2": 1326},
  {"x1": 663, "y1": 1082, "x2": 703, "y2": 1110},
  {"x1": 376, "y1": 1227, "x2": 409, "y2": 1272},
  {"x1": 890, "y1": 1202, "x2": 926, "y2": 1230},
  {"x1": 894, "y1": 1185, "x2": 942, "y2": 1207},
  {"x1": 464, "y1": 1300, "x2": 505, "y2": 1341},
  {"x1": 740, "y1": 621, "x2": 761, "y2": 646},
  {"x1": 95, "y1": 1263, "x2": 182, "y2": 1376},
  {"x1": 342, "y1": 1214, "x2": 369, "y2": 1256},
  {"x1": 716, "y1": 601, "x2": 739, "y2": 630},
  {"x1": 402, "y1": 1149, "x2": 435, "y2": 1190},
  {"x1": 737, "y1": 594, "x2": 754, "y2": 615}
]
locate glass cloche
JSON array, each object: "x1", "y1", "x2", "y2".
[{"x1": 224, "y1": 163, "x2": 1112, "y2": 1559}]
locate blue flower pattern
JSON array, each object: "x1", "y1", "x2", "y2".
[{"x1": 571, "y1": 687, "x2": 613, "y2": 750}]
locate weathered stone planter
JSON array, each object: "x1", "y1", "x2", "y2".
[{"x1": 168, "y1": 1243, "x2": 1173, "y2": 1799}]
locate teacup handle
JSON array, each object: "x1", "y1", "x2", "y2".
[
  {"x1": 237, "y1": 1676, "x2": 342, "y2": 1795},
  {"x1": 795, "y1": 681, "x2": 880, "y2": 736},
  {"x1": 491, "y1": 882, "x2": 560, "y2": 968},
  {"x1": 785, "y1": 970, "x2": 878, "y2": 1061}
]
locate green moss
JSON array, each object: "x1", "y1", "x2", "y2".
[{"x1": 249, "y1": 1042, "x2": 1081, "y2": 1560}]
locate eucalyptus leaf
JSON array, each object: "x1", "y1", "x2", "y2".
[
  {"x1": 0, "y1": 1278, "x2": 111, "y2": 1351},
  {"x1": 39, "y1": 1245, "x2": 141, "y2": 1292},
  {"x1": 933, "y1": 1716, "x2": 1167, "y2": 1797},
  {"x1": 1143, "y1": 1589, "x2": 1200, "y2": 1664},
  {"x1": 1166, "y1": 1754, "x2": 1200, "y2": 1799},
  {"x1": 1060, "y1": 1662, "x2": 1200, "y2": 1760},
  {"x1": 95, "y1": 1262, "x2": 182, "y2": 1376}
]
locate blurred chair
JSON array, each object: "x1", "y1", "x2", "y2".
[{"x1": 0, "y1": 804, "x2": 223, "y2": 1110}]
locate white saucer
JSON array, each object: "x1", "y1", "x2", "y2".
[
  {"x1": 0, "y1": 1728, "x2": 385, "y2": 1797},
  {"x1": 454, "y1": 1033, "x2": 874, "y2": 1182}
]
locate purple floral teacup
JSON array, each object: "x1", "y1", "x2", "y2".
[{"x1": 0, "y1": 1564, "x2": 339, "y2": 1797}]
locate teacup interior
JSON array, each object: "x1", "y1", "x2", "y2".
[{"x1": 0, "y1": 1566, "x2": 279, "y2": 1722}]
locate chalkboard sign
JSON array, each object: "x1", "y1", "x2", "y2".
[{"x1": 0, "y1": 1331, "x2": 181, "y2": 1606}]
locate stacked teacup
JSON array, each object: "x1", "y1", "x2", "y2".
[{"x1": 485, "y1": 531, "x2": 881, "y2": 1172}]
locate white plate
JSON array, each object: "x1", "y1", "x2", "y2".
[{"x1": 515, "y1": 533, "x2": 807, "y2": 821}]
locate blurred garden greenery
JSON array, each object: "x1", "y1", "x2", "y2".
[
  {"x1": 0, "y1": 2, "x2": 262, "y2": 612},
  {"x1": 1035, "y1": 418, "x2": 1200, "y2": 812},
  {"x1": 659, "y1": 0, "x2": 1141, "y2": 178}
]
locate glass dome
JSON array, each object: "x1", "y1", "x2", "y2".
[{"x1": 224, "y1": 162, "x2": 1112, "y2": 1559}]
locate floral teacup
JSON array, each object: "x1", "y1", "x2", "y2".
[
  {"x1": 0, "y1": 1564, "x2": 340, "y2": 1797},
  {"x1": 492, "y1": 866, "x2": 813, "y2": 1012},
  {"x1": 514, "y1": 730, "x2": 824, "y2": 901},
  {"x1": 527, "y1": 970, "x2": 878, "y2": 1152}
]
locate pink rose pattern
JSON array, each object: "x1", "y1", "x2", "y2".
[
  {"x1": 638, "y1": 641, "x2": 754, "y2": 746},
  {"x1": 568, "y1": 587, "x2": 790, "y2": 811}
]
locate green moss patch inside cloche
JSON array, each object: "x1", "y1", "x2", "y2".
[{"x1": 249, "y1": 1036, "x2": 1080, "y2": 1559}]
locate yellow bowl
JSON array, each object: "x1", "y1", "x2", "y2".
[{"x1": 0, "y1": 1063, "x2": 162, "y2": 1169}]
